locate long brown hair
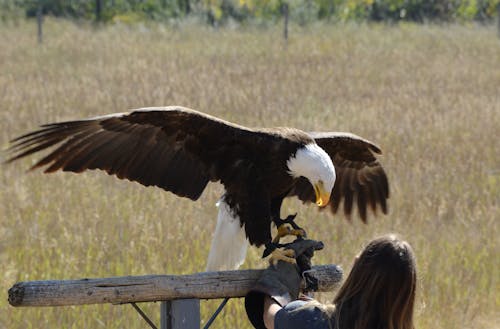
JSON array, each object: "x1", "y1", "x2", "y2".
[{"x1": 332, "y1": 234, "x2": 417, "y2": 329}]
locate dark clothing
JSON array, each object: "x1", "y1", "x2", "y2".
[{"x1": 274, "y1": 300, "x2": 334, "y2": 329}]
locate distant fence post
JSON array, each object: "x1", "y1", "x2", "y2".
[
  {"x1": 95, "y1": 0, "x2": 102, "y2": 23},
  {"x1": 37, "y1": 0, "x2": 43, "y2": 44},
  {"x1": 282, "y1": 2, "x2": 289, "y2": 43},
  {"x1": 497, "y1": 2, "x2": 500, "y2": 38}
]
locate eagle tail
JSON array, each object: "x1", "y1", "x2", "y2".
[{"x1": 206, "y1": 198, "x2": 248, "y2": 271}]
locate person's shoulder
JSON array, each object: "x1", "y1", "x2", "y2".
[
  {"x1": 283, "y1": 300, "x2": 310, "y2": 311},
  {"x1": 275, "y1": 300, "x2": 333, "y2": 329}
]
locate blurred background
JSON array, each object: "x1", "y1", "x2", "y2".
[
  {"x1": 1, "y1": 1, "x2": 499, "y2": 328},
  {"x1": 2, "y1": 0, "x2": 500, "y2": 26}
]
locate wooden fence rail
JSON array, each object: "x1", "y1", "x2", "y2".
[{"x1": 8, "y1": 264, "x2": 342, "y2": 328}]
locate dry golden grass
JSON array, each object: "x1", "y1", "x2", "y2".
[{"x1": 1, "y1": 19, "x2": 499, "y2": 328}]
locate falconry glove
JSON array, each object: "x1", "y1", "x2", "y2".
[{"x1": 245, "y1": 238, "x2": 324, "y2": 329}]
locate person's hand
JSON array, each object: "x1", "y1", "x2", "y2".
[{"x1": 245, "y1": 238, "x2": 324, "y2": 329}]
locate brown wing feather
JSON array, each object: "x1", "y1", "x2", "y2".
[
  {"x1": 288, "y1": 132, "x2": 389, "y2": 222},
  {"x1": 5, "y1": 106, "x2": 278, "y2": 201}
]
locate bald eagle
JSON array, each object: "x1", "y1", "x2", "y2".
[{"x1": 6, "y1": 106, "x2": 389, "y2": 270}]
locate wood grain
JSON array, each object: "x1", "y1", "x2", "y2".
[{"x1": 8, "y1": 265, "x2": 343, "y2": 307}]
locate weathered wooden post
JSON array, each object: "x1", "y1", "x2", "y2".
[{"x1": 161, "y1": 300, "x2": 200, "y2": 329}]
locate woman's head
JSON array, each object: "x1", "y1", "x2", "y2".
[{"x1": 333, "y1": 234, "x2": 417, "y2": 329}]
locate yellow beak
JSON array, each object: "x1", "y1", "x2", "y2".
[{"x1": 314, "y1": 181, "x2": 331, "y2": 208}]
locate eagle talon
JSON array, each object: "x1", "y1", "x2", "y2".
[
  {"x1": 268, "y1": 248, "x2": 296, "y2": 268},
  {"x1": 284, "y1": 213, "x2": 297, "y2": 223},
  {"x1": 272, "y1": 224, "x2": 292, "y2": 243},
  {"x1": 274, "y1": 213, "x2": 307, "y2": 238},
  {"x1": 263, "y1": 242, "x2": 286, "y2": 258},
  {"x1": 284, "y1": 213, "x2": 307, "y2": 237},
  {"x1": 263, "y1": 243, "x2": 276, "y2": 258},
  {"x1": 272, "y1": 212, "x2": 307, "y2": 243},
  {"x1": 274, "y1": 213, "x2": 297, "y2": 227},
  {"x1": 272, "y1": 224, "x2": 307, "y2": 243}
]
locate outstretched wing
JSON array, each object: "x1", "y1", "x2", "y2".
[
  {"x1": 288, "y1": 132, "x2": 389, "y2": 222},
  {"x1": 5, "y1": 106, "x2": 274, "y2": 200}
]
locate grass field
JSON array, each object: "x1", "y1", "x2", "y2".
[{"x1": 0, "y1": 19, "x2": 499, "y2": 328}]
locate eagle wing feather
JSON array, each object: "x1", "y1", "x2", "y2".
[{"x1": 6, "y1": 106, "x2": 276, "y2": 201}]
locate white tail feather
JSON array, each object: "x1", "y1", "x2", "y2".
[{"x1": 206, "y1": 199, "x2": 249, "y2": 271}]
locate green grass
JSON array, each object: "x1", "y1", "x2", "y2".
[{"x1": 1, "y1": 19, "x2": 499, "y2": 328}]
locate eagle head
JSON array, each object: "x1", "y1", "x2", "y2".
[{"x1": 287, "y1": 143, "x2": 336, "y2": 207}]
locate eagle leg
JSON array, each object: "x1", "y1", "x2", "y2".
[{"x1": 272, "y1": 213, "x2": 307, "y2": 244}]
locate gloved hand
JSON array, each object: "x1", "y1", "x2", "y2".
[{"x1": 245, "y1": 238, "x2": 324, "y2": 329}]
